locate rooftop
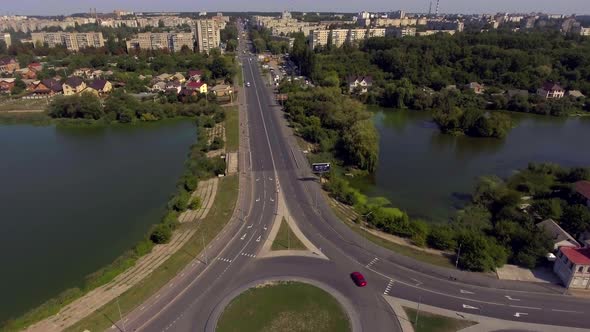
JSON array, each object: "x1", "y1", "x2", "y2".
[
  {"x1": 537, "y1": 219, "x2": 579, "y2": 247},
  {"x1": 560, "y1": 247, "x2": 590, "y2": 265},
  {"x1": 575, "y1": 180, "x2": 590, "y2": 200}
]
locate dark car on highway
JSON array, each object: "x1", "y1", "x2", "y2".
[{"x1": 350, "y1": 272, "x2": 367, "y2": 287}]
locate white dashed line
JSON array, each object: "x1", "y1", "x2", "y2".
[
  {"x1": 366, "y1": 257, "x2": 379, "y2": 268},
  {"x1": 383, "y1": 279, "x2": 395, "y2": 295}
]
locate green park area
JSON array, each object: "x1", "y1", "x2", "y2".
[
  {"x1": 271, "y1": 218, "x2": 306, "y2": 251},
  {"x1": 216, "y1": 281, "x2": 350, "y2": 332},
  {"x1": 403, "y1": 307, "x2": 476, "y2": 332}
]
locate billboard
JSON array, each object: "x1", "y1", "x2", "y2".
[{"x1": 312, "y1": 163, "x2": 331, "y2": 173}]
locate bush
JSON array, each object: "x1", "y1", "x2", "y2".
[
  {"x1": 189, "y1": 196, "x2": 202, "y2": 210},
  {"x1": 427, "y1": 225, "x2": 457, "y2": 250},
  {"x1": 169, "y1": 190, "x2": 190, "y2": 212},
  {"x1": 150, "y1": 224, "x2": 172, "y2": 244}
]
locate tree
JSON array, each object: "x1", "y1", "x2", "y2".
[
  {"x1": 150, "y1": 224, "x2": 172, "y2": 244},
  {"x1": 341, "y1": 120, "x2": 379, "y2": 172},
  {"x1": 48, "y1": 93, "x2": 103, "y2": 119},
  {"x1": 11, "y1": 77, "x2": 26, "y2": 95},
  {"x1": 427, "y1": 225, "x2": 457, "y2": 250},
  {"x1": 457, "y1": 230, "x2": 507, "y2": 272},
  {"x1": 560, "y1": 205, "x2": 590, "y2": 238},
  {"x1": 530, "y1": 199, "x2": 563, "y2": 220}
]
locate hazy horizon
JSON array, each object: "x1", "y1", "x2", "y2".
[{"x1": 1, "y1": 0, "x2": 589, "y2": 16}]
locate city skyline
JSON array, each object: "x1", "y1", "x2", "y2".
[{"x1": 1, "y1": 0, "x2": 589, "y2": 16}]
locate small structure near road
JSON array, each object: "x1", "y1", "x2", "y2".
[
  {"x1": 554, "y1": 246, "x2": 590, "y2": 289},
  {"x1": 536, "y1": 219, "x2": 580, "y2": 251}
]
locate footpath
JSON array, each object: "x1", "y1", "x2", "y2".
[{"x1": 25, "y1": 178, "x2": 219, "y2": 332}]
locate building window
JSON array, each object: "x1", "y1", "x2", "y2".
[{"x1": 578, "y1": 266, "x2": 584, "y2": 273}]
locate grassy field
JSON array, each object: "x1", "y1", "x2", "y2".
[
  {"x1": 0, "y1": 98, "x2": 48, "y2": 111},
  {"x1": 403, "y1": 307, "x2": 476, "y2": 332},
  {"x1": 63, "y1": 175, "x2": 239, "y2": 332},
  {"x1": 0, "y1": 111, "x2": 51, "y2": 125},
  {"x1": 225, "y1": 106, "x2": 239, "y2": 152},
  {"x1": 271, "y1": 218, "x2": 306, "y2": 251},
  {"x1": 217, "y1": 281, "x2": 350, "y2": 332},
  {"x1": 330, "y1": 201, "x2": 455, "y2": 269}
]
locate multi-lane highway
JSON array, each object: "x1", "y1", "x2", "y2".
[{"x1": 113, "y1": 23, "x2": 590, "y2": 332}]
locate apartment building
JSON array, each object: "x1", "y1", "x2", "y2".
[
  {"x1": 386, "y1": 26, "x2": 416, "y2": 37},
  {"x1": 554, "y1": 247, "x2": 590, "y2": 289},
  {"x1": 126, "y1": 32, "x2": 193, "y2": 52},
  {"x1": 310, "y1": 29, "x2": 330, "y2": 49},
  {"x1": 426, "y1": 19, "x2": 464, "y2": 32},
  {"x1": 331, "y1": 29, "x2": 349, "y2": 48},
  {"x1": 31, "y1": 32, "x2": 105, "y2": 51},
  {"x1": 0, "y1": 33, "x2": 11, "y2": 47},
  {"x1": 195, "y1": 19, "x2": 221, "y2": 54},
  {"x1": 367, "y1": 28, "x2": 386, "y2": 38},
  {"x1": 171, "y1": 33, "x2": 195, "y2": 52},
  {"x1": 348, "y1": 29, "x2": 367, "y2": 45}
]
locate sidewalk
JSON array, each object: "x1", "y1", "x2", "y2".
[{"x1": 25, "y1": 179, "x2": 219, "y2": 332}]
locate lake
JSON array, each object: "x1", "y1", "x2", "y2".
[
  {"x1": 0, "y1": 120, "x2": 196, "y2": 323},
  {"x1": 351, "y1": 110, "x2": 590, "y2": 222}
]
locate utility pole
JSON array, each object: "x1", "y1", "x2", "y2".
[
  {"x1": 415, "y1": 296, "x2": 422, "y2": 328},
  {"x1": 287, "y1": 215, "x2": 290, "y2": 250},
  {"x1": 117, "y1": 298, "x2": 126, "y2": 332},
  {"x1": 455, "y1": 242, "x2": 462, "y2": 268}
]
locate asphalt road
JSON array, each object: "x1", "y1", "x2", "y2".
[{"x1": 112, "y1": 24, "x2": 590, "y2": 332}]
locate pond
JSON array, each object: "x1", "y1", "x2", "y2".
[
  {"x1": 0, "y1": 120, "x2": 196, "y2": 323},
  {"x1": 351, "y1": 110, "x2": 590, "y2": 223}
]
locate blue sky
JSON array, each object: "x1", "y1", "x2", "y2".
[{"x1": 2, "y1": 0, "x2": 589, "y2": 16}]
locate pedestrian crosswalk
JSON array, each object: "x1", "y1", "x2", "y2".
[
  {"x1": 383, "y1": 279, "x2": 394, "y2": 295},
  {"x1": 366, "y1": 257, "x2": 379, "y2": 268},
  {"x1": 217, "y1": 257, "x2": 232, "y2": 263},
  {"x1": 241, "y1": 253, "x2": 256, "y2": 258}
]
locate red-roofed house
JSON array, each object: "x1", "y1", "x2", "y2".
[
  {"x1": 574, "y1": 180, "x2": 590, "y2": 208},
  {"x1": 185, "y1": 80, "x2": 208, "y2": 94},
  {"x1": 537, "y1": 82, "x2": 565, "y2": 99},
  {"x1": 28, "y1": 62, "x2": 43, "y2": 72},
  {"x1": 554, "y1": 247, "x2": 590, "y2": 289},
  {"x1": 187, "y1": 69, "x2": 204, "y2": 82}
]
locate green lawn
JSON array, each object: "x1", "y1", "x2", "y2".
[
  {"x1": 330, "y1": 202, "x2": 455, "y2": 269},
  {"x1": 271, "y1": 218, "x2": 306, "y2": 251},
  {"x1": 403, "y1": 306, "x2": 476, "y2": 332},
  {"x1": 217, "y1": 282, "x2": 350, "y2": 332},
  {"x1": 63, "y1": 175, "x2": 239, "y2": 332},
  {"x1": 225, "y1": 106, "x2": 239, "y2": 152},
  {"x1": 0, "y1": 98, "x2": 48, "y2": 111}
]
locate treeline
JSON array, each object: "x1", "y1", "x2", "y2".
[
  {"x1": 249, "y1": 27, "x2": 290, "y2": 55},
  {"x1": 281, "y1": 84, "x2": 379, "y2": 172},
  {"x1": 325, "y1": 163, "x2": 590, "y2": 272},
  {"x1": 48, "y1": 90, "x2": 221, "y2": 123}
]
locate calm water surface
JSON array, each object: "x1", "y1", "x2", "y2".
[
  {"x1": 0, "y1": 120, "x2": 195, "y2": 322},
  {"x1": 351, "y1": 110, "x2": 590, "y2": 222}
]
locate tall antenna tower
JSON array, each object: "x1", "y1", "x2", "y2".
[
  {"x1": 435, "y1": 0, "x2": 440, "y2": 16},
  {"x1": 428, "y1": 1, "x2": 432, "y2": 16}
]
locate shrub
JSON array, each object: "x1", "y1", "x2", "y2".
[
  {"x1": 189, "y1": 196, "x2": 202, "y2": 210},
  {"x1": 150, "y1": 224, "x2": 172, "y2": 244}
]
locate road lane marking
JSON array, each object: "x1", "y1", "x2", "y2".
[
  {"x1": 551, "y1": 309, "x2": 583, "y2": 314},
  {"x1": 410, "y1": 277, "x2": 423, "y2": 286},
  {"x1": 383, "y1": 279, "x2": 394, "y2": 295},
  {"x1": 462, "y1": 304, "x2": 479, "y2": 310},
  {"x1": 240, "y1": 253, "x2": 257, "y2": 258},
  {"x1": 256, "y1": 197, "x2": 260, "y2": 202},
  {"x1": 460, "y1": 289, "x2": 475, "y2": 294},
  {"x1": 256, "y1": 235, "x2": 261, "y2": 242},
  {"x1": 216, "y1": 257, "x2": 232, "y2": 263},
  {"x1": 263, "y1": 225, "x2": 267, "y2": 231},
  {"x1": 505, "y1": 295, "x2": 520, "y2": 301},
  {"x1": 241, "y1": 233, "x2": 247, "y2": 240},
  {"x1": 514, "y1": 312, "x2": 528, "y2": 318},
  {"x1": 247, "y1": 224, "x2": 253, "y2": 229},
  {"x1": 509, "y1": 305, "x2": 541, "y2": 310}
]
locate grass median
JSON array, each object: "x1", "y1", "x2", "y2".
[
  {"x1": 216, "y1": 281, "x2": 350, "y2": 332},
  {"x1": 225, "y1": 106, "x2": 239, "y2": 152},
  {"x1": 271, "y1": 218, "x2": 306, "y2": 251},
  {"x1": 65, "y1": 175, "x2": 239, "y2": 332},
  {"x1": 403, "y1": 306, "x2": 476, "y2": 332}
]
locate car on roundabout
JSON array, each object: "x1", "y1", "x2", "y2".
[{"x1": 350, "y1": 272, "x2": 367, "y2": 287}]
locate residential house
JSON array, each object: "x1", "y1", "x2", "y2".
[
  {"x1": 15, "y1": 68, "x2": 37, "y2": 79},
  {"x1": 0, "y1": 78, "x2": 15, "y2": 93},
  {"x1": 156, "y1": 73, "x2": 173, "y2": 82},
  {"x1": 28, "y1": 62, "x2": 43, "y2": 72},
  {"x1": 151, "y1": 81, "x2": 167, "y2": 93},
  {"x1": 574, "y1": 181, "x2": 590, "y2": 207},
  {"x1": 465, "y1": 82, "x2": 485, "y2": 94},
  {"x1": 347, "y1": 76, "x2": 373, "y2": 94},
  {"x1": 537, "y1": 82, "x2": 565, "y2": 99},
  {"x1": 210, "y1": 84, "x2": 233, "y2": 97},
  {"x1": 165, "y1": 80, "x2": 182, "y2": 94},
  {"x1": 188, "y1": 69, "x2": 204, "y2": 82},
  {"x1": 507, "y1": 89, "x2": 529, "y2": 98},
  {"x1": 178, "y1": 88, "x2": 199, "y2": 101},
  {"x1": 0, "y1": 57, "x2": 20, "y2": 73},
  {"x1": 73, "y1": 68, "x2": 93, "y2": 78},
  {"x1": 62, "y1": 76, "x2": 87, "y2": 95},
  {"x1": 536, "y1": 219, "x2": 580, "y2": 251},
  {"x1": 172, "y1": 72, "x2": 186, "y2": 83},
  {"x1": 553, "y1": 246, "x2": 590, "y2": 289},
  {"x1": 88, "y1": 79, "x2": 113, "y2": 96},
  {"x1": 27, "y1": 78, "x2": 63, "y2": 97},
  {"x1": 185, "y1": 81, "x2": 207, "y2": 94},
  {"x1": 567, "y1": 90, "x2": 586, "y2": 99}
]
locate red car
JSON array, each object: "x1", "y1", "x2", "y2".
[{"x1": 350, "y1": 272, "x2": 367, "y2": 287}]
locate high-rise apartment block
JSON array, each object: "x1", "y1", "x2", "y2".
[
  {"x1": 125, "y1": 32, "x2": 194, "y2": 52},
  {"x1": 31, "y1": 32, "x2": 105, "y2": 51},
  {"x1": 0, "y1": 33, "x2": 11, "y2": 47},
  {"x1": 195, "y1": 19, "x2": 221, "y2": 54},
  {"x1": 310, "y1": 28, "x2": 387, "y2": 49}
]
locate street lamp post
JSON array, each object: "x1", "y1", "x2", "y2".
[{"x1": 455, "y1": 242, "x2": 462, "y2": 268}]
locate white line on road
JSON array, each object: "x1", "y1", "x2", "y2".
[
  {"x1": 505, "y1": 295, "x2": 520, "y2": 301},
  {"x1": 460, "y1": 289, "x2": 475, "y2": 294},
  {"x1": 241, "y1": 233, "x2": 247, "y2": 240},
  {"x1": 383, "y1": 279, "x2": 394, "y2": 295},
  {"x1": 410, "y1": 277, "x2": 423, "y2": 286},
  {"x1": 509, "y1": 305, "x2": 541, "y2": 310},
  {"x1": 247, "y1": 224, "x2": 253, "y2": 229},
  {"x1": 263, "y1": 225, "x2": 267, "y2": 231},
  {"x1": 551, "y1": 309, "x2": 583, "y2": 314},
  {"x1": 256, "y1": 197, "x2": 260, "y2": 202},
  {"x1": 366, "y1": 257, "x2": 379, "y2": 268},
  {"x1": 256, "y1": 235, "x2": 261, "y2": 242},
  {"x1": 514, "y1": 312, "x2": 528, "y2": 318},
  {"x1": 462, "y1": 304, "x2": 479, "y2": 310}
]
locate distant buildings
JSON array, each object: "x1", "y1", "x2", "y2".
[
  {"x1": 31, "y1": 32, "x2": 105, "y2": 51},
  {"x1": 554, "y1": 247, "x2": 590, "y2": 289},
  {"x1": 385, "y1": 26, "x2": 416, "y2": 38},
  {"x1": 310, "y1": 28, "x2": 386, "y2": 49},
  {"x1": 126, "y1": 32, "x2": 194, "y2": 52},
  {"x1": 0, "y1": 57, "x2": 19, "y2": 73},
  {"x1": 195, "y1": 19, "x2": 221, "y2": 54},
  {"x1": 0, "y1": 33, "x2": 11, "y2": 47},
  {"x1": 347, "y1": 76, "x2": 373, "y2": 94}
]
